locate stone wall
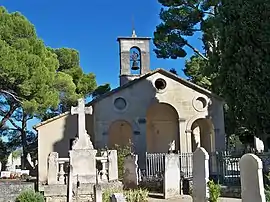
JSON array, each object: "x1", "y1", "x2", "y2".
[
  {"x1": 0, "y1": 180, "x2": 35, "y2": 202},
  {"x1": 44, "y1": 182, "x2": 122, "y2": 202}
]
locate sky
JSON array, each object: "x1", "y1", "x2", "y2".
[{"x1": 1, "y1": 0, "x2": 202, "y2": 133}]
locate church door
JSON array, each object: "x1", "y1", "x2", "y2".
[
  {"x1": 146, "y1": 103, "x2": 179, "y2": 153},
  {"x1": 107, "y1": 120, "x2": 133, "y2": 149}
]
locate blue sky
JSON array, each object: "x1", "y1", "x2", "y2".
[{"x1": 1, "y1": 0, "x2": 202, "y2": 132}]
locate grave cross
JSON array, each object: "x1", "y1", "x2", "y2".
[{"x1": 71, "y1": 98, "x2": 93, "y2": 146}]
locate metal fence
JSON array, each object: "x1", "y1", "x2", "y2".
[
  {"x1": 143, "y1": 151, "x2": 242, "y2": 186},
  {"x1": 144, "y1": 152, "x2": 193, "y2": 180},
  {"x1": 210, "y1": 151, "x2": 241, "y2": 186}
]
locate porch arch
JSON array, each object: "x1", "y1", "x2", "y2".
[
  {"x1": 107, "y1": 120, "x2": 133, "y2": 148},
  {"x1": 146, "y1": 102, "x2": 180, "y2": 153}
]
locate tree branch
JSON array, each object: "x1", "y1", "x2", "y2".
[
  {"x1": 203, "y1": 11, "x2": 215, "y2": 16},
  {"x1": 8, "y1": 118, "x2": 21, "y2": 130},
  {"x1": 0, "y1": 90, "x2": 23, "y2": 103},
  {"x1": 0, "y1": 104, "x2": 18, "y2": 129},
  {"x1": 185, "y1": 41, "x2": 209, "y2": 60}
]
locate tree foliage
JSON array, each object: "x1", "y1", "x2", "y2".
[
  {"x1": 153, "y1": 0, "x2": 218, "y2": 60},
  {"x1": 92, "y1": 83, "x2": 111, "y2": 99},
  {"x1": 169, "y1": 68, "x2": 178, "y2": 75},
  {"x1": 42, "y1": 48, "x2": 97, "y2": 119},
  {"x1": 0, "y1": 6, "x2": 97, "y2": 162},
  {"x1": 216, "y1": 0, "x2": 270, "y2": 144},
  {"x1": 154, "y1": 0, "x2": 270, "y2": 145}
]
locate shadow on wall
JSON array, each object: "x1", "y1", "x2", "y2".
[{"x1": 53, "y1": 114, "x2": 78, "y2": 159}]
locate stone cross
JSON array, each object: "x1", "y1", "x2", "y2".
[{"x1": 71, "y1": 98, "x2": 93, "y2": 149}]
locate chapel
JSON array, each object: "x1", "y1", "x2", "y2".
[{"x1": 34, "y1": 30, "x2": 226, "y2": 185}]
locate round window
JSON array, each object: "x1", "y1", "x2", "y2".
[
  {"x1": 192, "y1": 96, "x2": 208, "y2": 111},
  {"x1": 114, "y1": 97, "x2": 127, "y2": 111},
  {"x1": 154, "y1": 78, "x2": 167, "y2": 90}
]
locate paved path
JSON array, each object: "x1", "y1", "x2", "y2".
[{"x1": 148, "y1": 194, "x2": 241, "y2": 202}]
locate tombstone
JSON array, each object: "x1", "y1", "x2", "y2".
[
  {"x1": 0, "y1": 171, "x2": 11, "y2": 178},
  {"x1": 108, "y1": 150, "x2": 118, "y2": 181},
  {"x1": 163, "y1": 153, "x2": 181, "y2": 199},
  {"x1": 69, "y1": 98, "x2": 97, "y2": 184},
  {"x1": 240, "y1": 153, "x2": 266, "y2": 202},
  {"x1": 254, "y1": 137, "x2": 264, "y2": 153},
  {"x1": 47, "y1": 152, "x2": 59, "y2": 185},
  {"x1": 26, "y1": 153, "x2": 34, "y2": 168},
  {"x1": 192, "y1": 147, "x2": 209, "y2": 202},
  {"x1": 94, "y1": 184, "x2": 102, "y2": 202},
  {"x1": 6, "y1": 153, "x2": 15, "y2": 171},
  {"x1": 123, "y1": 154, "x2": 138, "y2": 189},
  {"x1": 110, "y1": 193, "x2": 126, "y2": 202}
]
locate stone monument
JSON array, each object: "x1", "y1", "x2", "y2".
[
  {"x1": 240, "y1": 153, "x2": 266, "y2": 202},
  {"x1": 69, "y1": 98, "x2": 97, "y2": 184}
]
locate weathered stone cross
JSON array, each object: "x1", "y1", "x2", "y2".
[{"x1": 71, "y1": 98, "x2": 93, "y2": 149}]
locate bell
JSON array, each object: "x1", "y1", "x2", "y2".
[{"x1": 131, "y1": 61, "x2": 139, "y2": 70}]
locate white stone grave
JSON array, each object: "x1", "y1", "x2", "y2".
[
  {"x1": 69, "y1": 98, "x2": 97, "y2": 184},
  {"x1": 192, "y1": 147, "x2": 209, "y2": 202},
  {"x1": 0, "y1": 171, "x2": 11, "y2": 178},
  {"x1": 240, "y1": 153, "x2": 266, "y2": 202},
  {"x1": 163, "y1": 153, "x2": 180, "y2": 199}
]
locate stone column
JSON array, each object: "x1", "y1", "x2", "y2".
[
  {"x1": 240, "y1": 154, "x2": 266, "y2": 202},
  {"x1": 192, "y1": 147, "x2": 209, "y2": 202},
  {"x1": 178, "y1": 118, "x2": 187, "y2": 153}
]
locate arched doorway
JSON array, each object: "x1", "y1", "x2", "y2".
[
  {"x1": 146, "y1": 103, "x2": 179, "y2": 153},
  {"x1": 191, "y1": 118, "x2": 215, "y2": 154},
  {"x1": 107, "y1": 120, "x2": 133, "y2": 148}
]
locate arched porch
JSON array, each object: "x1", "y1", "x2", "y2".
[{"x1": 146, "y1": 102, "x2": 180, "y2": 153}]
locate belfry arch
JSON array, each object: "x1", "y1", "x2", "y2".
[{"x1": 146, "y1": 103, "x2": 180, "y2": 153}]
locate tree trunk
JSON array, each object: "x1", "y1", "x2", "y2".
[
  {"x1": 21, "y1": 112, "x2": 27, "y2": 169},
  {"x1": 0, "y1": 104, "x2": 17, "y2": 129}
]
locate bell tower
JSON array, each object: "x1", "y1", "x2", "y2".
[{"x1": 117, "y1": 29, "x2": 151, "y2": 86}]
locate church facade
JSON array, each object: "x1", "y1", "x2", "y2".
[{"x1": 34, "y1": 32, "x2": 226, "y2": 185}]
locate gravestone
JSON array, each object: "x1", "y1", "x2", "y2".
[
  {"x1": 163, "y1": 153, "x2": 180, "y2": 199},
  {"x1": 110, "y1": 193, "x2": 126, "y2": 202},
  {"x1": 192, "y1": 147, "x2": 209, "y2": 202},
  {"x1": 47, "y1": 152, "x2": 59, "y2": 185},
  {"x1": 240, "y1": 153, "x2": 266, "y2": 202},
  {"x1": 108, "y1": 150, "x2": 118, "y2": 181},
  {"x1": 254, "y1": 137, "x2": 264, "y2": 153},
  {"x1": 94, "y1": 184, "x2": 102, "y2": 202},
  {"x1": 0, "y1": 171, "x2": 11, "y2": 178},
  {"x1": 123, "y1": 154, "x2": 138, "y2": 189},
  {"x1": 69, "y1": 98, "x2": 97, "y2": 184}
]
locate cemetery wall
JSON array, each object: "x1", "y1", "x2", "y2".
[{"x1": 0, "y1": 181, "x2": 35, "y2": 202}]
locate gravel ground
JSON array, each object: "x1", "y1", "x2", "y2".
[{"x1": 148, "y1": 194, "x2": 241, "y2": 202}]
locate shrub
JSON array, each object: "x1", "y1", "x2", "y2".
[
  {"x1": 265, "y1": 172, "x2": 270, "y2": 202},
  {"x1": 102, "y1": 188, "x2": 148, "y2": 202},
  {"x1": 125, "y1": 188, "x2": 149, "y2": 202},
  {"x1": 112, "y1": 140, "x2": 132, "y2": 180},
  {"x1": 208, "y1": 180, "x2": 221, "y2": 202},
  {"x1": 15, "y1": 190, "x2": 44, "y2": 202},
  {"x1": 102, "y1": 187, "x2": 122, "y2": 202}
]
